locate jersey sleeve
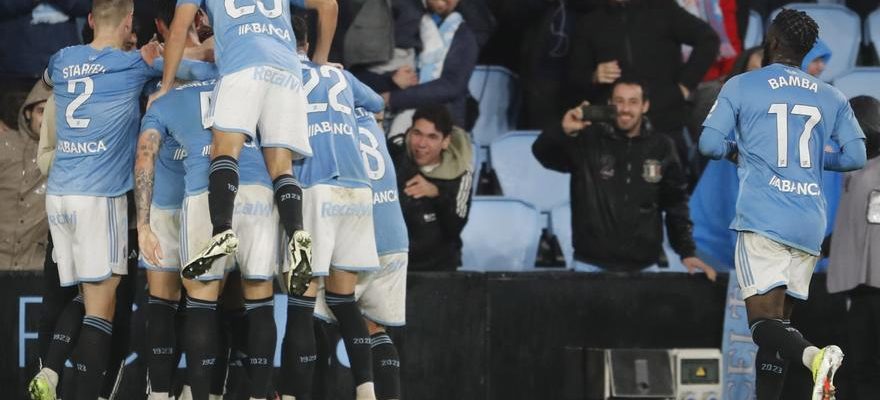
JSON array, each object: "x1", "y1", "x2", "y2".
[
  {"x1": 345, "y1": 70, "x2": 384, "y2": 113},
  {"x1": 290, "y1": 0, "x2": 305, "y2": 8},
  {"x1": 43, "y1": 52, "x2": 59, "y2": 88},
  {"x1": 140, "y1": 106, "x2": 169, "y2": 138},
  {"x1": 702, "y1": 77, "x2": 740, "y2": 137},
  {"x1": 832, "y1": 97, "x2": 866, "y2": 148}
]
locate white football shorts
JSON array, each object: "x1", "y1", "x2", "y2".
[
  {"x1": 140, "y1": 205, "x2": 181, "y2": 272},
  {"x1": 180, "y1": 185, "x2": 283, "y2": 281},
  {"x1": 314, "y1": 252, "x2": 408, "y2": 327},
  {"x1": 735, "y1": 231, "x2": 819, "y2": 300},
  {"x1": 299, "y1": 184, "x2": 379, "y2": 277},
  {"x1": 210, "y1": 66, "x2": 311, "y2": 159},
  {"x1": 46, "y1": 194, "x2": 128, "y2": 286}
]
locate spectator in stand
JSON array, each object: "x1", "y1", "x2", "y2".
[
  {"x1": 377, "y1": 0, "x2": 480, "y2": 133},
  {"x1": 827, "y1": 95, "x2": 880, "y2": 400},
  {"x1": 566, "y1": 0, "x2": 719, "y2": 168},
  {"x1": 389, "y1": 105, "x2": 474, "y2": 271},
  {"x1": 677, "y1": 0, "x2": 742, "y2": 82},
  {"x1": 349, "y1": 0, "x2": 424, "y2": 89},
  {"x1": 802, "y1": 39, "x2": 831, "y2": 78},
  {"x1": 533, "y1": 78, "x2": 716, "y2": 280},
  {"x1": 0, "y1": 80, "x2": 50, "y2": 270},
  {"x1": 0, "y1": 0, "x2": 90, "y2": 130}
]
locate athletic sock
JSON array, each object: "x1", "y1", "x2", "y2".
[
  {"x1": 74, "y1": 315, "x2": 114, "y2": 400},
  {"x1": 272, "y1": 175, "x2": 303, "y2": 237},
  {"x1": 755, "y1": 347, "x2": 788, "y2": 400},
  {"x1": 184, "y1": 297, "x2": 220, "y2": 400},
  {"x1": 244, "y1": 297, "x2": 276, "y2": 399},
  {"x1": 281, "y1": 295, "x2": 316, "y2": 398},
  {"x1": 208, "y1": 155, "x2": 239, "y2": 235},
  {"x1": 325, "y1": 291, "x2": 373, "y2": 387},
  {"x1": 370, "y1": 333, "x2": 401, "y2": 400},
  {"x1": 147, "y1": 295, "x2": 179, "y2": 395},
  {"x1": 45, "y1": 294, "x2": 84, "y2": 373},
  {"x1": 750, "y1": 319, "x2": 815, "y2": 367}
]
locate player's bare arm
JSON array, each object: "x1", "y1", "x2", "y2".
[
  {"x1": 135, "y1": 128, "x2": 164, "y2": 266},
  {"x1": 149, "y1": 3, "x2": 200, "y2": 107},
  {"x1": 304, "y1": 0, "x2": 338, "y2": 64}
]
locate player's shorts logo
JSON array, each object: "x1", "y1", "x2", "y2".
[{"x1": 642, "y1": 159, "x2": 663, "y2": 183}]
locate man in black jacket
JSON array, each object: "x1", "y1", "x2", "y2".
[
  {"x1": 533, "y1": 78, "x2": 715, "y2": 279},
  {"x1": 566, "y1": 0, "x2": 719, "y2": 162},
  {"x1": 389, "y1": 105, "x2": 474, "y2": 271}
]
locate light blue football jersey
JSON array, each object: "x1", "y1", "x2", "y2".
[
  {"x1": 703, "y1": 63, "x2": 865, "y2": 254},
  {"x1": 152, "y1": 135, "x2": 187, "y2": 209},
  {"x1": 140, "y1": 79, "x2": 271, "y2": 196},
  {"x1": 294, "y1": 57, "x2": 384, "y2": 188},
  {"x1": 176, "y1": 0, "x2": 305, "y2": 76},
  {"x1": 47, "y1": 45, "x2": 161, "y2": 196},
  {"x1": 355, "y1": 108, "x2": 408, "y2": 255}
]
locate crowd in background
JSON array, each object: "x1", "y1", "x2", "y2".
[{"x1": 2, "y1": 0, "x2": 880, "y2": 271}]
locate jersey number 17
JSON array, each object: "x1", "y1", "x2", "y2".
[{"x1": 768, "y1": 103, "x2": 821, "y2": 168}]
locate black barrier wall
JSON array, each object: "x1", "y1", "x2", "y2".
[{"x1": 2, "y1": 271, "x2": 849, "y2": 399}]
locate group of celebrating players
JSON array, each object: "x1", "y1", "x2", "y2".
[
  {"x1": 28, "y1": 0, "x2": 406, "y2": 398},
  {"x1": 20, "y1": 0, "x2": 873, "y2": 397}
]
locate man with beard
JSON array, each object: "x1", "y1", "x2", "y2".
[{"x1": 533, "y1": 78, "x2": 716, "y2": 280}]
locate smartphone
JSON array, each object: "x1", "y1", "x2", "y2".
[{"x1": 580, "y1": 105, "x2": 617, "y2": 122}]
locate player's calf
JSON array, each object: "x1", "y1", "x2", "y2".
[
  {"x1": 326, "y1": 290, "x2": 375, "y2": 400},
  {"x1": 183, "y1": 296, "x2": 220, "y2": 400},
  {"x1": 281, "y1": 291, "x2": 317, "y2": 400},
  {"x1": 242, "y1": 279, "x2": 276, "y2": 400},
  {"x1": 146, "y1": 294, "x2": 180, "y2": 398},
  {"x1": 368, "y1": 326, "x2": 401, "y2": 400}
]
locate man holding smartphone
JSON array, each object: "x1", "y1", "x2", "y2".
[{"x1": 532, "y1": 78, "x2": 715, "y2": 279}]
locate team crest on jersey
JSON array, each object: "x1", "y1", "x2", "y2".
[{"x1": 642, "y1": 159, "x2": 662, "y2": 183}]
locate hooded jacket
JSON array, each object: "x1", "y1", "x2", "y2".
[
  {"x1": 801, "y1": 39, "x2": 831, "y2": 72},
  {"x1": 0, "y1": 81, "x2": 51, "y2": 270},
  {"x1": 389, "y1": 126, "x2": 474, "y2": 271},
  {"x1": 566, "y1": 0, "x2": 719, "y2": 133},
  {"x1": 532, "y1": 119, "x2": 696, "y2": 271}
]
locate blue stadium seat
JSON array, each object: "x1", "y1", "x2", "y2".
[
  {"x1": 769, "y1": 4, "x2": 860, "y2": 82},
  {"x1": 460, "y1": 197, "x2": 541, "y2": 271},
  {"x1": 550, "y1": 203, "x2": 573, "y2": 269},
  {"x1": 743, "y1": 10, "x2": 763, "y2": 49},
  {"x1": 468, "y1": 65, "x2": 518, "y2": 146},
  {"x1": 490, "y1": 131, "x2": 570, "y2": 212},
  {"x1": 833, "y1": 67, "x2": 880, "y2": 99},
  {"x1": 868, "y1": 9, "x2": 880, "y2": 59}
]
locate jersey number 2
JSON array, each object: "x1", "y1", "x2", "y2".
[
  {"x1": 768, "y1": 103, "x2": 821, "y2": 168},
  {"x1": 66, "y1": 77, "x2": 93, "y2": 128}
]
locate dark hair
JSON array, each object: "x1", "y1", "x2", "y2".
[
  {"x1": 412, "y1": 105, "x2": 454, "y2": 137},
  {"x1": 155, "y1": 0, "x2": 175, "y2": 27},
  {"x1": 767, "y1": 9, "x2": 819, "y2": 62},
  {"x1": 292, "y1": 15, "x2": 308, "y2": 48},
  {"x1": 611, "y1": 77, "x2": 649, "y2": 101},
  {"x1": 850, "y1": 95, "x2": 880, "y2": 159}
]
